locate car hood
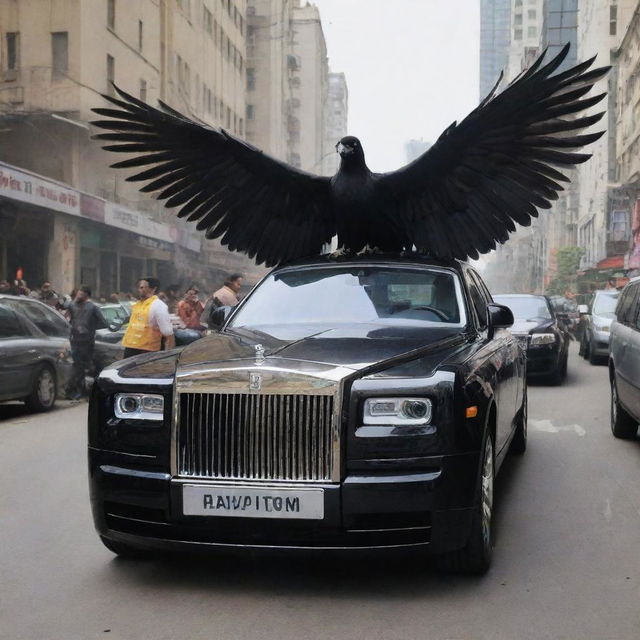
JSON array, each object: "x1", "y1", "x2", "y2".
[{"x1": 177, "y1": 322, "x2": 466, "y2": 374}]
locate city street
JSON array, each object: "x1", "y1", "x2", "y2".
[{"x1": 1, "y1": 344, "x2": 640, "y2": 640}]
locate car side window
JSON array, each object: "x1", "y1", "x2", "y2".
[
  {"x1": 17, "y1": 301, "x2": 68, "y2": 337},
  {"x1": 617, "y1": 285, "x2": 638, "y2": 326},
  {"x1": 0, "y1": 306, "x2": 27, "y2": 338},
  {"x1": 464, "y1": 270, "x2": 488, "y2": 330}
]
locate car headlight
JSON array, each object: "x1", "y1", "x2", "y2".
[
  {"x1": 363, "y1": 397, "x2": 432, "y2": 425},
  {"x1": 114, "y1": 393, "x2": 164, "y2": 421},
  {"x1": 530, "y1": 333, "x2": 555, "y2": 345}
]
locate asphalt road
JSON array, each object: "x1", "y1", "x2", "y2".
[{"x1": 2, "y1": 343, "x2": 640, "y2": 640}]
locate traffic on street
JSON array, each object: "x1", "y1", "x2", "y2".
[{"x1": 2, "y1": 343, "x2": 639, "y2": 639}]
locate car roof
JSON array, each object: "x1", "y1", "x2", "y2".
[
  {"x1": 494, "y1": 293, "x2": 546, "y2": 299},
  {"x1": 0, "y1": 294, "x2": 69, "y2": 321},
  {"x1": 272, "y1": 253, "x2": 466, "y2": 273}
]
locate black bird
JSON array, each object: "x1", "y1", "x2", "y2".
[{"x1": 91, "y1": 44, "x2": 608, "y2": 267}]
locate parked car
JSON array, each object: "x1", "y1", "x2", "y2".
[
  {"x1": 608, "y1": 278, "x2": 640, "y2": 439},
  {"x1": 0, "y1": 294, "x2": 124, "y2": 401},
  {"x1": 493, "y1": 294, "x2": 570, "y2": 385},
  {"x1": 89, "y1": 254, "x2": 527, "y2": 574},
  {"x1": 0, "y1": 299, "x2": 73, "y2": 411},
  {"x1": 548, "y1": 295, "x2": 580, "y2": 336},
  {"x1": 95, "y1": 303, "x2": 130, "y2": 344},
  {"x1": 578, "y1": 290, "x2": 620, "y2": 365}
]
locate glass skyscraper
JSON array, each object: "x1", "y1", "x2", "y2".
[{"x1": 479, "y1": 0, "x2": 512, "y2": 101}]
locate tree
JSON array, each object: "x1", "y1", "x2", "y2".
[{"x1": 545, "y1": 246, "x2": 585, "y2": 296}]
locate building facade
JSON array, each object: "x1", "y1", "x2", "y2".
[
  {"x1": 479, "y1": 0, "x2": 512, "y2": 100},
  {"x1": 0, "y1": 0, "x2": 266, "y2": 298},
  {"x1": 323, "y1": 71, "x2": 348, "y2": 175}
]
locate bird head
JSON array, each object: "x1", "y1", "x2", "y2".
[{"x1": 335, "y1": 136, "x2": 363, "y2": 159}]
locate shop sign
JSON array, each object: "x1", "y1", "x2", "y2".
[
  {"x1": 137, "y1": 235, "x2": 173, "y2": 252},
  {"x1": 104, "y1": 203, "x2": 173, "y2": 243},
  {"x1": 80, "y1": 193, "x2": 105, "y2": 222},
  {"x1": 0, "y1": 161, "x2": 80, "y2": 216}
]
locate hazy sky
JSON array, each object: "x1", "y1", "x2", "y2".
[{"x1": 312, "y1": 0, "x2": 481, "y2": 172}]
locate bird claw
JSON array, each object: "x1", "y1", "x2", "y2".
[{"x1": 328, "y1": 247, "x2": 349, "y2": 259}]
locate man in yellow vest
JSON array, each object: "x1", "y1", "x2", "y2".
[{"x1": 122, "y1": 277, "x2": 175, "y2": 359}]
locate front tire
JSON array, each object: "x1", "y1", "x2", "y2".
[
  {"x1": 611, "y1": 377, "x2": 638, "y2": 439},
  {"x1": 436, "y1": 432, "x2": 494, "y2": 575},
  {"x1": 24, "y1": 366, "x2": 57, "y2": 412},
  {"x1": 548, "y1": 354, "x2": 567, "y2": 385}
]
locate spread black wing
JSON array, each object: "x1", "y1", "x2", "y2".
[
  {"x1": 378, "y1": 44, "x2": 609, "y2": 260},
  {"x1": 91, "y1": 86, "x2": 334, "y2": 267}
]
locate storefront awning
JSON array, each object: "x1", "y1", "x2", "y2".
[{"x1": 596, "y1": 256, "x2": 625, "y2": 269}]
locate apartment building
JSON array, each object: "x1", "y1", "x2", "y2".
[{"x1": 0, "y1": 0, "x2": 263, "y2": 297}]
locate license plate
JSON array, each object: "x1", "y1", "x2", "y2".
[{"x1": 182, "y1": 484, "x2": 324, "y2": 519}]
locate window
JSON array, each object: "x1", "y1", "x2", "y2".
[
  {"x1": 51, "y1": 32, "x2": 68, "y2": 75},
  {"x1": 6, "y1": 32, "x2": 19, "y2": 70},
  {"x1": 204, "y1": 7, "x2": 213, "y2": 35},
  {"x1": 610, "y1": 4, "x2": 618, "y2": 36},
  {"x1": 246, "y1": 104, "x2": 254, "y2": 120},
  {"x1": 247, "y1": 67, "x2": 255, "y2": 90},
  {"x1": 239, "y1": 117, "x2": 243, "y2": 136},
  {"x1": 107, "y1": 0, "x2": 115, "y2": 29},
  {"x1": 514, "y1": 14, "x2": 523, "y2": 25},
  {"x1": 15, "y1": 301, "x2": 68, "y2": 337},
  {"x1": 514, "y1": 29, "x2": 522, "y2": 40},
  {"x1": 107, "y1": 54, "x2": 115, "y2": 94},
  {"x1": 226, "y1": 106, "x2": 231, "y2": 128},
  {"x1": 466, "y1": 270, "x2": 489, "y2": 329},
  {"x1": 527, "y1": 26, "x2": 537, "y2": 38},
  {"x1": 0, "y1": 306, "x2": 25, "y2": 338},
  {"x1": 140, "y1": 78, "x2": 147, "y2": 102},
  {"x1": 528, "y1": 9, "x2": 536, "y2": 19},
  {"x1": 138, "y1": 20, "x2": 143, "y2": 51}
]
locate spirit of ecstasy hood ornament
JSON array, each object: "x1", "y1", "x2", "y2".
[{"x1": 254, "y1": 343, "x2": 265, "y2": 365}]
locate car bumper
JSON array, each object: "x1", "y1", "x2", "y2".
[
  {"x1": 526, "y1": 344, "x2": 563, "y2": 377},
  {"x1": 590, "y1": 329, "x2": 610, "y2": 357},
  {"x1": 89, "y1": 449, "x2": 479, "y2": 554}
]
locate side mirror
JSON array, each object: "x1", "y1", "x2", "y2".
[
  {"x1": 487, "y1": 303, "x2": 514, "y2": 339},
  {"x1": 209, "y1": 305, "x2": 232, "y2": 330},
  {"x1": 578, "y1": 304, "x2": 589, "y2": 315}
]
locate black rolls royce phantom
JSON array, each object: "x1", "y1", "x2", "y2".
[{"x1": 89, "y1": 254, "x2": 527, "y2": 574}]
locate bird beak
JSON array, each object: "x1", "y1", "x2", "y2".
[{"x1": 336, "y1": 142, "x2": 353, "y2": 156}]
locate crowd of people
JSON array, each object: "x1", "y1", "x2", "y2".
[{"x1": 1, "y1": 272, "x2": 245, "y2": 398}]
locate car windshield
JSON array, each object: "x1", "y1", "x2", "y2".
[
  {"x1": 593, "y1": 291, "x2": 619, "y2": 316},
  {"x1": 229, "y1": 266, "x2": 466, "y2": 328},
  {"x1": 494, "y1": 295, "x2": 551, "y2": 321},
  {"x1": 99, "y1": 305, "x2": 128, "y2": 323}
]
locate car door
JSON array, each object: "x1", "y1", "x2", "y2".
[
  {"x1": 0, "y1": 305, "x2": 39, "y2": 400},
  {"x1": 465, "y1": 269, "x2": 517, "y2": 456},
  {"x1": 613, "y1": 284, "x2": 639, "y2": 414}
]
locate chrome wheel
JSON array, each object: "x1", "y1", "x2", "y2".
[
  {"x1": 37, "y1": 369, "x2": 56, "y2": 407},
  {"x1": 481, "y1": 436, "x2": 494, "y2": 547}
]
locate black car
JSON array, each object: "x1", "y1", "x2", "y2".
[
  {"x1": 0, "y1": 295, "x2": 124, "y2": 408},
  {"x1": 494, "y1": 294, "x2": 570, "y2": 385},
  {"x1": 89, "y1": 255, "x2": 527, "y2": 574}
]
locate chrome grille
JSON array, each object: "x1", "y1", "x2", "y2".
[{"x1": 177, "y1": 393, "x2": 335, "y2": 482}]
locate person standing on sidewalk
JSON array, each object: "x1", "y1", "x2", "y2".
[
  {"x1": 122, "y1": 277, "x2": 175, "y2": 359},
  {"x1": 65, "y1": 285, "x2": 108, "y2": 399}
]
